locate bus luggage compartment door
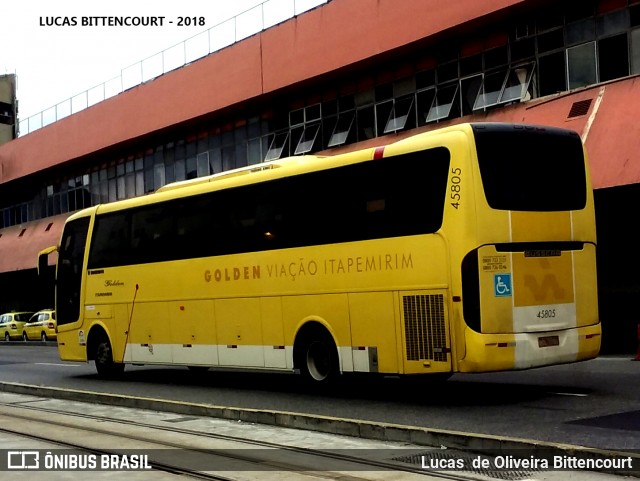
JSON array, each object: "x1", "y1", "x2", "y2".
[{"x1": 399, "y1": 290, "x2": 451, "y2": 374}]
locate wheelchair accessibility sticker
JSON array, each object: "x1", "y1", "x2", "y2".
[{"x1": 494, "y1": 274, "x2": 512, "y2": 297}]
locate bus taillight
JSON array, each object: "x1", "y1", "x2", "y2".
[{"x1": 461, "y1": 249, "x2": 481, "y2": 332}]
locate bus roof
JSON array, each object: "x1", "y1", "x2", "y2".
[
  {"x1": 64, "y1": 123, "x2": 480, "y2": 220},
  {"x1": 154, "y1": 155, "x2": 322, "y2": 194},
  {"x1": 63, "y1": 123, "x2": 574, "y2": 221}
]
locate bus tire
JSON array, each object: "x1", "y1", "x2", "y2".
[
  {"x1": 4, "y1": 332, "x2": 9, "y2": 342},
  {"x1": 41, "y1": 332, "x2": 47, "y2": 342},
  {"x1": 94, "y1": 336, "x2": 124, "y2": 378},
  {"x1": 295, "y1": 325, "x2": 339, "y2": 385},
  {"x1": 22, "y1": 332, "x2": 28, "y2": 342}
]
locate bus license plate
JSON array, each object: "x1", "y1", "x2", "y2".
[{"x1": 538, "y1": 335, "x2": 559, "y2": 348}]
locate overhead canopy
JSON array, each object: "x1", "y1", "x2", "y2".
[{"x1": 0, "y1": 214, "x2": 63, "y2": 273}]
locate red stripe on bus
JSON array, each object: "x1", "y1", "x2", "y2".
[{"x1": 373, "y1": 146, "x2": 385, "y2": 159}]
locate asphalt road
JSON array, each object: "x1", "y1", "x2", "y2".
[{"x1": 1, "y1": 344, "x2": 639, "y2": 452}]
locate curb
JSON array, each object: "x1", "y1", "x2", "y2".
[
  {"x1": 1, "y1": 381, "x2": 638, "y2": 476},
  {"x1": 0, "y1": 341, "x2": 57, "y2": 346}
]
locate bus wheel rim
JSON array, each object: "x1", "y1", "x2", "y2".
[
  {"x1": 97, "y1": 343, "x2": 111, "y2": 365},
  {"x1": 306, "y1": 341, "x2": 331, "y2": 381}
]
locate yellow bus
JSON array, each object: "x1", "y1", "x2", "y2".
[{"x1": 39, "y1": 123, "x2": 600, "y2": 381}]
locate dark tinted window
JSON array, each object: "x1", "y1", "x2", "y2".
[
  {"x1": 57, "y1": 217, "x2": 90, "y2": 326},
  {"x1": 87, "y1": 212, "x2": 130, "y2": 268},
  {"x1": 88, "y1": 148, "x2": 450, "y2": 268},
  {"x1": 539, "y1": 52, "x2": 567, "y2": 96},
  {"x1": 473, "y1": 124, "x2": 587, "y2": 211}
]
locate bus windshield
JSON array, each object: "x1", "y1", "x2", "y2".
[{"x1": 473, "y1": 124, "x2": 587, "y2": 212}]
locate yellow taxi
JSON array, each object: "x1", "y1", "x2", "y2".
[
  {"x1": 1, "y1": 312, "x2": 35, "y2": 341},
  {"x1": 22, "y1": 309, "x2": 57, "y2": 342}
]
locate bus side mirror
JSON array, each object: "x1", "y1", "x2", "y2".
[
  {"x1": 38, "y1": 253, "x2": 48, "y2": 277},
  {"x1": 37, "y1": 246, "x2": 58, "y2": 277},
  {"x1": 38, "y1": 246, "x2": 58, "y2": 309}
]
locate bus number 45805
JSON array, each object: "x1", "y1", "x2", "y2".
[
  {"x1": 450, "y1": 167, "x2": 462, "y2": 209},
  {"x1": 537, "y1": 309, "x2": 556, "y2": 319}
]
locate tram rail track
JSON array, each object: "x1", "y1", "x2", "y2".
[{"x1": 0, "y1": 398, "x2": 487, "y2": 481}]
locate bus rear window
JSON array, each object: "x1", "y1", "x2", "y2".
[{"x1": 472, "y1": 124, "x2": 587, "y2": 211}]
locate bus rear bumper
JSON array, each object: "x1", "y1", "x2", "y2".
[{"x1": 458, "y1": 323, "x2": 601, "y2": 373}]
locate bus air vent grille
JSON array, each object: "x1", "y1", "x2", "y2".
[{"x1": 402, "y1": 294, "x2": 447, "y2": 362}]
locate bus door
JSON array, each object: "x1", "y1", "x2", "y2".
[{"x1": 399, "y1": 289, "x2": 452, "y2": 374}]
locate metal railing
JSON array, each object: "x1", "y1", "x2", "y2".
[{"x1": 18, "y1": 0, "x2": 328, "y2": 136}]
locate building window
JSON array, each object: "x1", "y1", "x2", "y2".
[
  {"x1": 539, "y1": 50, "x2": 567, "y2": 96},
  {"x1": 265, "y1": 131, "x2": 289, "y2": 161},
  {"x1": 567, "y1": 42, "x2": 597, "y2": 89},
  {"x1": 196, "y1": 152, "x2": 209, "y2": 176},
  {"x1": 154, "y1": 163, "x2": 166, "y2": 190},
  {"x1": 426, "y1": 83, "x2": 459, "y2": 123},
  {"x1": 278, "y1": 103, "x2": 323, "y2": 158},
  {"x1": 599, "y1": 33, "x2": 629, "y2": 81},
  {"x1": 474, "y1": 70, "x2": 507, "y2": 109},
  {"x1": 383, "y1": 96, "x2": 415, "y2": 134},
  {"x1": 247, "y1": 138, "x2": 262, "y2": 165},
  {"x1": 474, "y1": 63, "x2": 535, "y2": 110},
  {"x1": 295, "y1": 122, "x2": 321, "y2": 154},
  {"x1": 375, "y1": 99, "x2": 393, "y2": 136},
  {"x1": 566, "y1": 18, "x2": 596, "y2": 46},
  {"x1": 327, "y1": 112, "x2": 355, "y2": 147},
  {"x1": 460, "y1": 75, "x2": 483, "y2": 116},
  {"x1": 416, "y1": 87, "x2": 435, "y2": 127},
  {"x1": 597, "y1": 8, "x2": 629, "y2": 37},
  {"x1": 186, "y1": 155, "x2": 197, "y2": 180},
  {"x1": 538, "y1": 28, "x2": 565, "y2": 54},
  {"x1": 356, "y1": 105, "x2": 375, "y2": 141},
  {"x1": 631, "y1": 28, "x2": 640, "y2": 73},
  {"x1": 210, "y1": 146, "x2": 223, "y2": 173}
]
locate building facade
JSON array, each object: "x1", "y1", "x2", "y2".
[
  {"x1": 0, "y1": 74, "x2": 17, "y2": 145},
  {"x1": 1, "y1": 0, "x2": 639, "y2": 351}
]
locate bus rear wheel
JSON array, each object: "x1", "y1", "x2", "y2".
[
  {"x1": 296, "y1": 326, "x2": 339, "y2": 385},
  {"x1": 4, "y1": 332, "x2": 9, "y2": 342},
  {"x1": 94, "y1": 337, "x2": 124, "y2": 378},
  {"x1": 41, "y1": 332, "x2": 47, "y2": 342}
]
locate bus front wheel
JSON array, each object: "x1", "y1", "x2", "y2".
[
  {"x1": 94, "y1": 337, "x2": 124, "y2": 378},
  {"x1": 296, "y1": 326, "x2": 339, "y2": 385}
]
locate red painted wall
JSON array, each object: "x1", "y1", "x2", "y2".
[
  {"x1": 0, "y1": 0, "x2": 524, "y2": 185},
  {"x1": 0, "y1": 214, "x2": 63, "y2": 272},
  {"x1": 260, "y1": 0, "x2": 521, "y2": 91}
]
